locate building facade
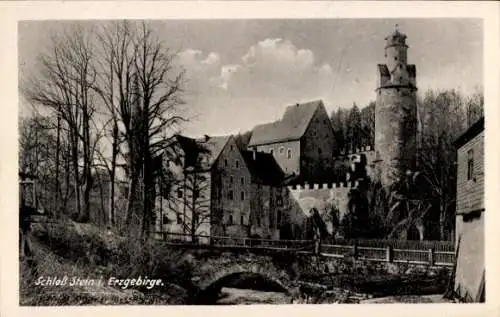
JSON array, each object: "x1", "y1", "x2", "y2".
[
  {"x1": 248, "y1": 100, "x2": 337, "y2": 183},
  {"x1": 453, "y1": 117, "x2": 485, "y2": 302},
  {"x1": 155, "y1": 134, "x2": 287, "y2": 242}
]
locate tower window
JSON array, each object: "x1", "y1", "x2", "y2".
[
  {"x1": 224, "y1": 159, "x2": 228, "y2": 167},
  {"x1": 241, "y1": 177, "x2": 245, "y2": 185},
  {"x1": 279, "y1": 147, "x2": 285, "y2": 154},
  {"x1": 228, "y1": 190, "x2": 233, "y2": 200},
  {"x1": 228, "y1": 214, "x2": 233, "y2": 225},
  {"x1": 241, "y1": 191, "x2": 245, "y2": 200},
  {"x1": 241, "y1": 214, "x2": 245, "y2": 226},
  {"x1": 162, "y1": 215, "x2": 170, "y2": 224},
  {"x1": 230, "y1": 175, "x2": 233, "y2": 184},
  {"x1": 235, "y1": 160, "x2": 239, "y2": 168},
  {"x1": 287, "y1": 149, "x2": 292, "y2": 159},
  {"x1": 467, "y1": 149, "x2": 474, "y2": 180}
]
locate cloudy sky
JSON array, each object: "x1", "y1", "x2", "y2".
[{"x1": 19, "y1": 19, "x2": 483, "y2": 137}]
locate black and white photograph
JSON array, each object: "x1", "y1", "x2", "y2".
[{"x1": 6, "y1": 2, "x2": 497, "y2": 310}]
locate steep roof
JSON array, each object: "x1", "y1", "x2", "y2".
[
  {"x1": 177, "y1": 134, "x2": 231, "y2": 171},
  {"x1": 240, "y1": 150, "x2": 285, "y2": 186},
  {"x1": 454, "y1": 117, "x2": 484, "y2": 149},
  {"x1": 248, "y1": 100, "x2": 324, "y2": 146}
]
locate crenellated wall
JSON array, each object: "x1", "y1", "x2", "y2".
[{"x1": 284, "y1": 180, "x2": 360, "y2": 238}]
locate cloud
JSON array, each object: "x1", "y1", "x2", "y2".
[
  {"x1": 177, "y1": 39, "x2": 343, "y2": 136},
  {"x1": 221, "y1": 38, "x2": 336, "y2": 102}
]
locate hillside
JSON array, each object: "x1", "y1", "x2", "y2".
[{"x1": 21, "y1": 220, "x2": 194, "y2": 305}]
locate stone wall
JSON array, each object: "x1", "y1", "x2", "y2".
[
  {"x1": 375, "y1": 86, "x2": 417, "y2": 187},
  {"x1": 285, "y1": 181, "x2": 359, "y2": 238}
]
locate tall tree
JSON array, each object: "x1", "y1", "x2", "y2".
[
  {"x1": 360, "y1": 101, "x2": 375, "y2": 147},
  {"x1": 346, "y1": 103, "x2": 362, "y2": 152},
  {"x1": 22, "y1": 25, "x2": 98, "y2": 222}
]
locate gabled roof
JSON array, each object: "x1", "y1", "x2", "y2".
[
  {"x1": 240, "y1": 150, "x2": 285, "y2": 186},
  {"x1": 454, "y1": 117, "x2": 484, "y2": 149},
  {"x1": 248, "y1": 100, "x2": 324, "y2": 146},
  {"x1": 177, "y1": 134, "x2": 231, "y2": 171}
]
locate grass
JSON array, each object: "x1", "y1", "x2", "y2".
[{"x1": 21, "y1": 220, "x2": 197, "y2": 305}]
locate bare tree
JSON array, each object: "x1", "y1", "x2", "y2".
[
  {"x1": 91, "y1": 21, "x2": 186, "y2": 237},
  {"x1": 22, "y1": 25, "x2": 98, "y2": 222}
]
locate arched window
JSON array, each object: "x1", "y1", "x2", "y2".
[
  {"x1": 279, "y1": 147, "x2": 285, "y2": 155},
  {"x1": 287, "y1": 148, "x2": 292, "y2": 159}
]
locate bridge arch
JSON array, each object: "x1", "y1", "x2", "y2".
[{"x1": 196, "y1": 261, "x2": 294, "y2": 296}]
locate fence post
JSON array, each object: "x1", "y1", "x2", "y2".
[
  {"x1": 386, "y1": 245, "x2": 393, "y2": 263},
  {"x1": 428, "y1": 248, "x2": 435, "y2": 266}
]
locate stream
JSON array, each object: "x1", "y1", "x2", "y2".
[{"x1": 215, "y1": 287, "x2": 291, "y2": 305}]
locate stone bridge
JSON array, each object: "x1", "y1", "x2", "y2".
[{"x1": 184, "y1": 250, "x2": 312, "y2": 302}]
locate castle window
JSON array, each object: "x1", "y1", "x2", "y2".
[
  {"x1": 241, "y1": 191, "x2": 245, "y2": 200},
  {"x1": 235, "y1": 160, "x2": 239, "y2": 168},
  {"x1": 230, "y1": 144, "x2": 234, "y2": 151},
  {"x1": 467, "y1": 149, "x2": 474, "y2": 181},
  {"x1": 279, "y1": 147, "x2": 285, "y2": 155},
  {"x1": 177, "y1": 189, "x2": 183, "y2": 199},
  {"x1": 228, "y1": 214, "x2": 233, "y2": 225},
  {"x1": 162, "y1": 215, "x2": 170, "y2": 224},
  {"x1": 241, "y1": 177, "x2": 245, "y2": 185},
  {"x1": 318, "y1": 148, "x2": 322, "y2": 155},
  {"x1": 228, "y1": 190, "x2": 233, "y2": 200},
  {"x1": 230, "y1": 175, "x2": 233, "y2": 184},
  {"x1": 287, "y1": 149, "x2": 292, "y2": 159},
  {"x1": 394, "y1": 56, "x2": 398, "y2": 61},
  {"x1": 224, "y1": 159, "x2": 228, "y2": 167},
  {"x1": 257, "y1": 216, "x2": 261, "y2": 227},
  {"x1": 241, "y1": 214, "x2": 245, "y2": 225}
]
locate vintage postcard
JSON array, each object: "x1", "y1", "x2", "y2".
[{"x1": 1, "y1": 1, "x2": 500, "y2": 317}]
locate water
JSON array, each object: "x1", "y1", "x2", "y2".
[{"x1": 215, "y1": 287, "x2": 291, "y2": 305}]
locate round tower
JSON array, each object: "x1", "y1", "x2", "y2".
[{"x1": 375, "y1": 26, "x2": 418, "y2": 188}]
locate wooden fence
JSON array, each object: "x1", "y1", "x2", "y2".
[{"x1": 157, "y1": 232, "x2": 455, "y2": 266}]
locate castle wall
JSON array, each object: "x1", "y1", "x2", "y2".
[
  {"x1": 375, "y1": 86, "x2": 417, "y2": 186},
  {"x1": 285, "y1": 182, "x2": 358, "y2": 238}
]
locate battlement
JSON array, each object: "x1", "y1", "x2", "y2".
[
  {"x1": 338, "y1": 145, "x2": 374, "y2": 157},
  {"x1": 287, "y1": 180, "x2": 359, "y2": 192}
]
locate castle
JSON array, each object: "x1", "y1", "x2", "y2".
[{"x1": 154, "y1": 26, "x2": 418, "y2": 241}]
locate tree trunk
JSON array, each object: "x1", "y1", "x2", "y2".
[
  {"x1": 71, "y1": 130, "x2": 81, "y2": 219},
  {"x1": 108, "y1": 120, "x2": 118, "y2": 226},
  {"x1": 55, "y1": 112, "x2": 61, "y2": 216}
]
